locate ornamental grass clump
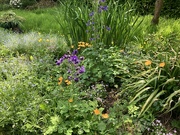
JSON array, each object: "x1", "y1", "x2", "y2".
[
  {"x1": 57, "y1": 0, "x2": 142, "y2": 48},
  {"x1": 86, "y1": 0, "x2": 143, "y2": 48}
]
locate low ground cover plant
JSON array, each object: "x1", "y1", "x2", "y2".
[{"x1": 0, "y1": 0, "x2": 180, "y2": 134}]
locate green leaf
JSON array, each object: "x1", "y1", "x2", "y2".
[
  {"x1": 139, "y1": 89, "x2": 165, "y2": 117},
  {"x1": 98, "y1": 122, "x2": 106, "y2": 132}
]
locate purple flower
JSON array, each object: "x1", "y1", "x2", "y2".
[
  {"x1": 89, "y1": 12, "x2": 94, "y2": 16},
  {"x1": 69, "y1": 55, "x2": 80, "y2": 64},
  {"x1": 79, "y1": 66, "x2": 85, "y2": 73},
  {"x1": 68, "y1": 76, "x2": 72, "y2": 80},
  {"x1": 98, "y1": 6, "x2": 108, "y2": 12},
  {"x1": 56, "y1": 58, "x2": 64, "y2": 65},
  {"x1": 74, "y1": 78, "x2": 79, "y2": 82},
  {"x1": 86, "y1": 21, "x2": 91, "y2": 26},
  {"x1": 99, "y1": 0, "x2": 105, "y2": 2},
  {"x1": 106, "y1": 26, "x2": 111, "y2": 31},
  {"x1": 72, "y1": 49, "x2": 78, "y2": 55},
  {"x1": 67, "y1": 69, "x2": 71, "y2": 74}
]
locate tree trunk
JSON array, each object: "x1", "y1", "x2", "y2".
[{"x1": 151, "y1": 0, "x2": 163, "y2": 25}]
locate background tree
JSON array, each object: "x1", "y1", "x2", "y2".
[{"x1": 151, "y1": 0, "x2": 163, "y2": 25}]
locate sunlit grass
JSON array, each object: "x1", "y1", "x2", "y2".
[{"x1": 0, "y1": 6, "x2": 63, "y2": 34}]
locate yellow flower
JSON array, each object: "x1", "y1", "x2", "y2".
[
  {"x1": 38, "y1": 38, "x2": 42, "y2": 42},
  {"x1": 71, "y1": 45, "x2": 74, "y2": 48},
  {"x1": 46, "y1": 39, "x2": 50, "y2": 42},
  {"x1": 65, "y1": 80, "x2": 72, "y2": 85},
  {"x1": 78, "y1": 42, "x2": 85, "y2": 45},
  {"x1": 102, "y1": 113, "x2": 109, "y2": 119},
  {"x1": 58, "y1": 77, "x2": 63, "y2": 85},
  {"x1": 29, "y1": 56, "x2": 33, "y2": 61},
  {"x1": 120, "y1": 49, "x2": 124, "y2": 53},
  {"x1": 85, "y1": 43, "x2": 89, "y2": 46},
  {"x1": 68, "y1": 98, "x2": 73, "y2": 103},
  {"x1": 78, "y1": 44, "x2": 86, "y2": 47},
  {"x1": 159, "y1": 62, "x2": 165, "y2": 68},
  {"x1": 145, "y1": 60, "x2": 152, "y2": 66},
  {"x1": 93, "y1": 109, "x2": 100, "y2": 115}
]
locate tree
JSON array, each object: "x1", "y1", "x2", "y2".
[{"x1": 151, "y1": 0, "x2": 163, "y2": 25}]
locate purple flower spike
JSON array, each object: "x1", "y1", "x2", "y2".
[{"x1": 79, "y1": 66, "x2": 85, "y2": 73}]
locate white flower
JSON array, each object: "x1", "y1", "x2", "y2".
[{"x1": 9, "y1": 0, "x2": 22, "y2": 8}]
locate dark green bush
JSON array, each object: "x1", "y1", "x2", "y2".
[
  {"x1": 134, "y1": 0, "x2": 180, "y2": 18},
  {"x1": 21, "y1": 0, "x2": 37, "y2": 9}
]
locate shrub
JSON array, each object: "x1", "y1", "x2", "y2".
[{"x1": 0, "y1": 10, "x2": 25, "y2": 33}]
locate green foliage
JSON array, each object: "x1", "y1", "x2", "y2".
[
  {"x1": 8, "y1": 8, "x2": 62, "y2": 33},
  {"x1": 9, "y1": 0, "x2": 37, "y2": 9},
  {"x1": 55, "y1": 0, "x2": 89, "y2": 46},
  {"x1": 132, "y1": 0, "x2": 180, "y2": 18},
  {"x1": 0, "y1": 0, "x2": 11, "y2": 11},
  {"x1": 0, "y1": 3, "x2": 180, "y2": 134},
  {"x1": 0, "y1": 10, "x2": 25, "y2": 29},
  {"x1": 0, "y1": 56, "x2": 42, "y2": 134},
  {"x1": 56, "y1": 0, "x2": 143, "y2": 48},
  {"x1": 123, "y1": 33, "x2": 180, "y2": 116}
]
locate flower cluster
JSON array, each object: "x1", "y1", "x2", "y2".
[
  {"x1": 77, "y1": 41, "x2": 91, "y2": 49},
  {"x1": 144, "y1": 60, "x2": 166, "y2": 68},
  {"x1": 93, "y1": 108, "x2": 109, "y2": 119},
  {"x1": 146, "y1": 119, "x2": 177, "y2": 135},
  {"x1": 56, "y1": 49, "x2": 85, "y2": 82},
  {"x1": 9, "y1": 0, "x2": 22, "y2": 8},
  {"x1": 86, "y1": 0, "x2": 110, "y2": 42}
]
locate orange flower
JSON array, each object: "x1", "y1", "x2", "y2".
[
  {"x1": 159, "y1": 62, "x2": 165, "y2": 68},
  {"x1": 145, "y1": 60, "x2": 152, "y2": 66},
  {"x1": 102, "y1": 113, "x2": 109, "y2": 119},
  {"x1": 94, "y1": 109, "x2": 100, "y2": 115},
  {"x1": 58, "y1": 77, "x2": 63, "y2": 85},
  {"x1": 68, "y1": 98, "x2": 73, "y2": 103},
  {"x1": 65, "y1": 80, "x2": 72, "y2": 85}
]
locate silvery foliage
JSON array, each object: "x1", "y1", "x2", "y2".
[{"x1": 9, "y1": 0, "x2": 22, "y2": 8}]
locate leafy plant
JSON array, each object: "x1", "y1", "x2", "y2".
[
  {"x1": 123, "y1": 43, "x2": 180, "y2": 116},
  {"x1": 0, "y1": 10, "x2": 25, "y2": 32},
  {"x1": 0, "y1": 56, "x2": 43, "y2": 134}
]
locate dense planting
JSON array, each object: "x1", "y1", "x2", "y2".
[{"x1": 0, "y1": 0, "x2": 180, "y2": 134}]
